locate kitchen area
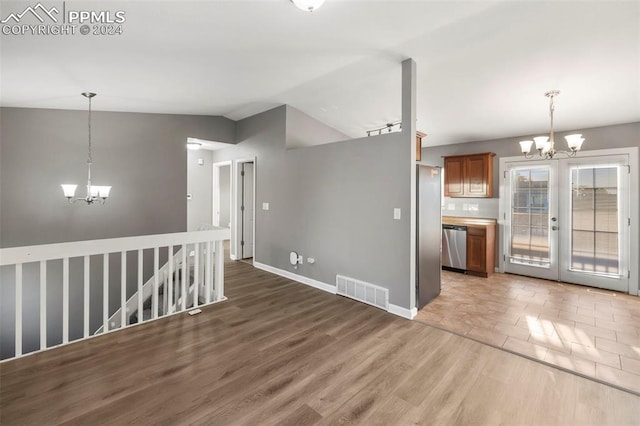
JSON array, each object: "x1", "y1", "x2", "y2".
[{"x1": 415, "y1": 151, "x2": 498, "y2": 310}]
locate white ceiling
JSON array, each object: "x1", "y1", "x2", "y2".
[{"x1": 1, "y1": 1, "x2": 638, "y2": 146}]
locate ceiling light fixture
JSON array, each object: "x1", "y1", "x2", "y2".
[
  {"x1": 291, "y1": 0, "x2": 325, "y2": 12},
  {"x1": 61, "y1": 92, "x2": 111, "y2": 204},
  {"x1": 366, "y1": 121, "x2": 402, "y2": 137},
  {"x1": 519, "y1": 90, "x2": 585, "y2": 160},
  {"x1": 186, "y1": 141, "x2": 202, "y2": 150}
]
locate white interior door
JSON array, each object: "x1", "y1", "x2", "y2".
[
  {"x1": 558, "y1": 156, "x2": 630, "y2": 292},
  {"x1": 503, "y1": 153, "x2": 632, "y2": 293},
  {"x1": 504, "y1": 162, "x2": 559, "y2": 280}
]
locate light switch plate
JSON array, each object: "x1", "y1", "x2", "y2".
[
  {"x1": 262, "y1": 202, "x2": 270, "y2": 211},
  {"x1": 197, "y1": 158, "x2": 204, "y2": 166},
  {"x1": 393, "y1": 208, "x2": 401, "y2": 220}
]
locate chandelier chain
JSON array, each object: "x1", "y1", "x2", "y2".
[
  {"x1": 549, "y1": 92, "x2": 555, "y2": 148},
  {"x1": 87, "y1": 95, "x2": 92, "y2": 165}
]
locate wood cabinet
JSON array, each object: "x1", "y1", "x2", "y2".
[
  {"x1": 443, "y1": 152, "x2": 495, "y2": 198},
  {"x1": 466, "y1": 224, "x2": 495, "y2": 278},
  {"x1": 443, "y1": 156, "x2": 465, "y2": 196}
]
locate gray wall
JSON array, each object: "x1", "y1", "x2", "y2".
[
  {"x1": 0, "y1": 107, "x2": 235, "y2": 247},
  {"x1": 219, "y1": 165, "x2": 231, "y2": 228},
  {"x1": 286, "y1": 106, "x2": 351, "y2": 148},
  {"x1": 187, "y1": 149, "x2": 214, "y2": 231},
  {"x1": 0, "y1": 107, "x2": 235, "y2": 358},
  {"x1": 212, "y1": 105, "x2": 413, "y2": 307}
]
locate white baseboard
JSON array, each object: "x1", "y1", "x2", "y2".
[
  {"x1": 253, "y1": 262, "x2": 337, "y2": 294},
  {"x1": 388, "y1": 304, "x2": 417, "y2": 320},
  {"x1": 253, "y1": 262, "x2": 417, "y2": 321}
]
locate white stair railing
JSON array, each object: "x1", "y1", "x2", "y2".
[
  {"x1": 95, "y1": 247, "x2": 180, "y2": 334},
  {"x1": 0, "y1": 228, "x2": 229, "y2": 361}
]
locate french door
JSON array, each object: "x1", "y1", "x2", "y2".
[{"x1": 503, "y1": 154, "x2": 630, "y2": 292}]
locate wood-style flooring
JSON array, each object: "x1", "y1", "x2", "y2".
[
  {"x1": 1, "y1": 258, "x2": 639, "y2": 425},
  {"x1": 416, "y1": 270, "x2": 640, "y2": 395}
]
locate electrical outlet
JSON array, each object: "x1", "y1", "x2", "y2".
[
  {"x1": 262, "y1": 202, "x2": 269, "y2": 210},
  {"x1": 393, "y1": 208, "x2": 401, "y2": 220}
]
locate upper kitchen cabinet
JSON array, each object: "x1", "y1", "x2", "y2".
[{"x1": 443, "y1": 152, "x2": 495, "y2": 198}]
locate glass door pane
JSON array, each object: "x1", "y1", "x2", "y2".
[
  {"x1": 504, "y1": 163, "x2": 558, "y2": 281},
  {"x1": 510, "y1": 167, "x2": 551, "y2": 266},
  {"x1": 570, "y1": 166, "x2": 620, "y2": 275},
  {"x1": 559, "y1": 157, "x2": 629, "y2": 293}
]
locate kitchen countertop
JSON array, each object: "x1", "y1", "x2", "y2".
[{"x1": 442, "y1": 216, "x2": 497, "y2": 227}]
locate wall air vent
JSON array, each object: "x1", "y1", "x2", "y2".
[{"x1": 336, "y1": 275, "x2": 388, "y2": 311}]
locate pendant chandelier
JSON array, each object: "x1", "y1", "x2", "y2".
[
  {"x1": 519, "y1": 90, "x2": 585, "y2": 159},
  {"x1": 61, "y1": 92, "x2": 111, "y2": 204}
]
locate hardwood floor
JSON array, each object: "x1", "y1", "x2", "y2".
[
  {"x1": 1, "y1": 258, "x2": 639, "y2": 425},
  {"x1": 416, "y1": 270, "x2": 640, "y2": 395}
]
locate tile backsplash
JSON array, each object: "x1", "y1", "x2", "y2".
[{"x1": 442, "y1": 197, "x2": 499, "y2": 219}]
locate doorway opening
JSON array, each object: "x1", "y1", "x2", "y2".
[{"x1": 212, "y1": 161, "x2": 232, "y2": 229}]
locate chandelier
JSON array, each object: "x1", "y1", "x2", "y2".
[
  {"x1": 291, "y1": 0, "x2": 325, "y2": 12},
  {"x1": 519, "y1": 90, "x2": 585, "y2": 159},
  {"x1": 60, "y1": 93, "x2": 112, "y2": 204}
]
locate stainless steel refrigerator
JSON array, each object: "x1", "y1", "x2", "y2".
[{"x1": 416, "y1": 164, "x2": 442, "y2": 309}]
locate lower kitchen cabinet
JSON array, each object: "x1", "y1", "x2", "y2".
[{"x1": 466, "y1": 225, "x2": 495, "y2": 277}]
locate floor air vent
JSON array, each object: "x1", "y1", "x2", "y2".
[{"x1": 336, "y1": 275, "x2": 388, "y2": 311}]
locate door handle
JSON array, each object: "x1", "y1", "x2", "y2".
[
  {"x1": 552, "y1": 225, "x2": 559, "y2": 231},
  {"x1": 551, "y1": 217, "x2": 557, "y2": 222}
]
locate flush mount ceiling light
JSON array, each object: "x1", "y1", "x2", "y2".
[
  {"x1": 519, "y1": 90, "x2": 585, "y2": 160},
  {"x1": 186, "y1": 140, "x2": 202, "y2": 151},
  {"x1": 291, "y1": 0, "x2": 325, "y2": 12},
  {"x1": 61, "y1": 92, "x2": 112, "y2": 204}
]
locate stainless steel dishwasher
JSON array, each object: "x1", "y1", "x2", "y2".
[{"x1": 442, "y1": 224, "x2": 467, "y2": 271}]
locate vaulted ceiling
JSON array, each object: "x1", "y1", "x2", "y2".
[{"x1": 1, "y1": 0, "x2": 638, "y2": 146}]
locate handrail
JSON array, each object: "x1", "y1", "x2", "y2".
[{"x1": 0, "y1": 228, "x2": 229, "y2": 265}]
